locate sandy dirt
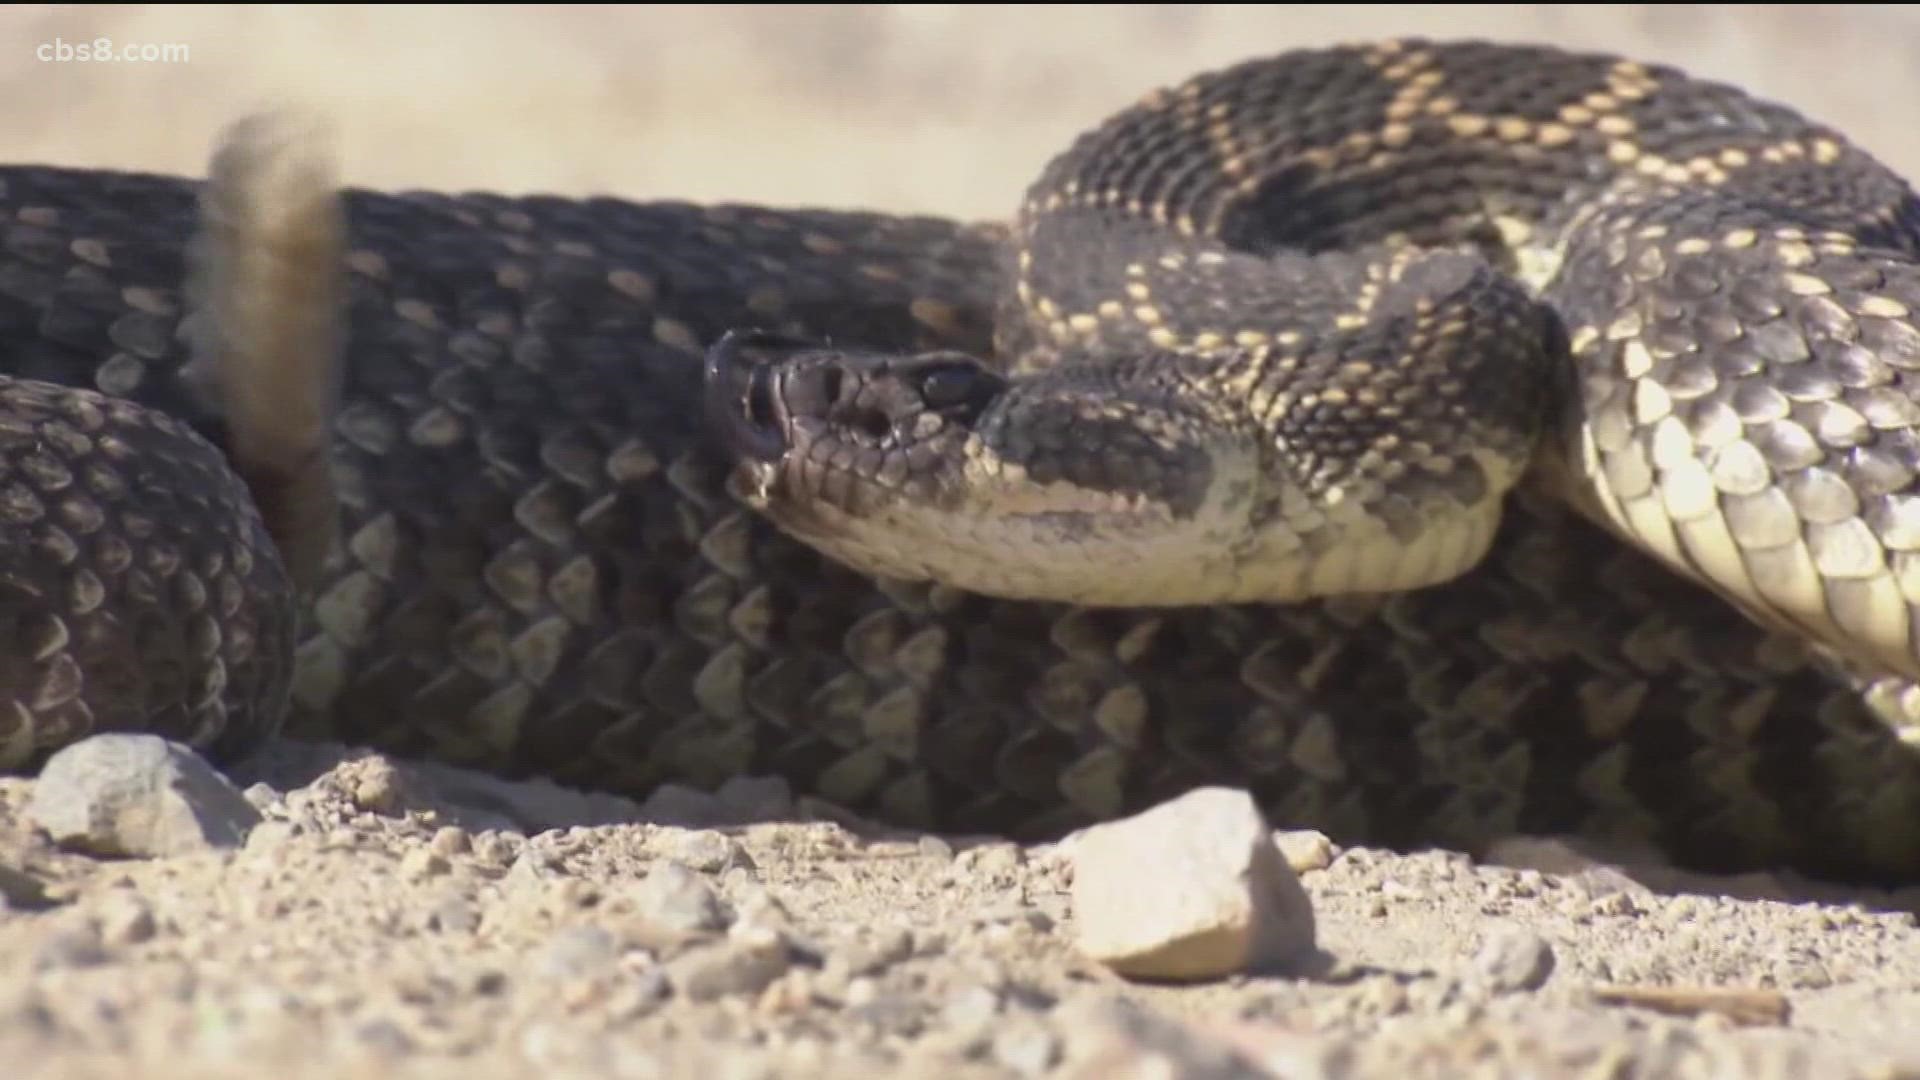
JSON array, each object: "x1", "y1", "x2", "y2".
[{"x1": 6, "y1": 6, "x2": 1920, "y2": 1078}]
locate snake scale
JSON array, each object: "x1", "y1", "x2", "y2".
[{"x1": 5, "y1": 39, "x2": 1920, "y2": 884}]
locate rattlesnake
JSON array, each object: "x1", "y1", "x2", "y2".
[{"x1": 8, "y1": 40, "x2": 1920, "y2": 882}]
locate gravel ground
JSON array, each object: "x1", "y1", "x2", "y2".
[
  {"x1": 5, "y1": 740, "x2": 1920, "y2": 1079},
  {"x1": 8, "y1": 6, "x2": 1920, "y2": 1078}
]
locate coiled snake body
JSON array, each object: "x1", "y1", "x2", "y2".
[{"x1": 8, "y1": 40, "x2": 1920, "y2": 882}]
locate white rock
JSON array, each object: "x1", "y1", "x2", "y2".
[
  {"x1": 1070, "y1": 787, "x2": 1315, "y2": 981},
  {"x1": 29, "y1": 735, "x2": 260, "y2": 857}
]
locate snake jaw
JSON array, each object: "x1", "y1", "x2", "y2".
[{"x1": 704, "y1": 330, "x2": 801, "y2": 513}]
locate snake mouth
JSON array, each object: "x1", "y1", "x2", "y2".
[
  {"x1": 704, "y1": 329, "x2": 811, "y2": 466},
  {"x1": 704, "y1": 330, "x2": 1008, "y2": 508}
]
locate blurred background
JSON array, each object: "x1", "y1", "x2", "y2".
[{"x1": 4, "y1": 5, "x2": 1916, "y2": 219}]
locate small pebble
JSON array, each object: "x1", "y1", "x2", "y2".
[
  {"x1": 1470, "y1": 927, "x2": 1556, "y2": 993},
  {"x1": 1572, "y1": 867, "x2": 1651, "y2": 903},
  {"x1": 956, "y1": 842, "x2": 1023, "y2": 880},
  {"x1": 241, "y1": 783, "x2": 283, "y2": 813},
  {"x1": 346, "y1": 758, "x2": 406, "y2": 815},
  {"x1": 472, "y1": 832, "x2": 525, "y2": 868},
  {"x1": 667, "y1": 829, "x2": 746, "y2": 873},
  {"x1": 1590, "y1": 891, "x2": 1642, "y2": 918},
  {"x1": 401, "y1": 849, "x2": 451, "y2": 881},
  {"x1": 505, "y1": 848, "x2": 565, "y2": 887},
  {"x1": 636, "y1": 861, "x2": 731, "y2": 934},
  {"x1": 1275, "y1": 830, "x2": 1335, "y2": 873},
  {"x1": 430, "y1": 826, "x2": 472, "y2": 857}
]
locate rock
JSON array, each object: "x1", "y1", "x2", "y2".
[
  {"x1": 471, "y1": 831, "x2": 525, "y2": 869},
  {"x1": 505, "y1": 846, "x2": 567, "y2": 888},
  {"x1": 400, "y1": 848, "x2": 451, "y2": 880},
  {"x1": 1470, "y1": 927, "x2": 1556, "y2": 993},
  {"x1": 342, "y1": 756, "x2": 407, "y2": 815},
  {"x1": 28, "y1": 735, "x2": 262, "y2": 857},
  {"x1": 1069, "y1": 787, "x2": 1315, "y2": 981},
  {"x1": 240, "y1": 782, "x2": 282, "y2": 813},
  {"x1": 956, "y1": 842, "x2": 1023, "y2": 879},
  {"x1": 665, "y1": 829, "x2": 746, "y2": 873},
  {"x1": 636, "y1": 861, "x2": 731, "y2": 935},
  {"x1": 1274, "y1": 830, "x2": 1335, "y2": 873},
  {"x1": 666, "y1": 925, "x2": 792, "y2": 1001},
  {"x1": 429, "y1": 826, "x2": 472, "y2": 857}
]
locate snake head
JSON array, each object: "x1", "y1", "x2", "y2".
[
  {"x1": 705, "y1": 321, "x2": 1542, "y2": 607},
  {"x1": 703, "y1": 330, "x2": 1277, "y2": 604},
  {"x1": 704, "y1": 329, "x2": 1006, "y2": 555}
]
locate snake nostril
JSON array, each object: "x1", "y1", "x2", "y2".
[{"x1": 850, "y1": 408, "x2": 893, "y2": 441}]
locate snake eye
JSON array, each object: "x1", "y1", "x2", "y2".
[{"x1": 916, "y1": 362, "x2": 1003, "y2": 418}]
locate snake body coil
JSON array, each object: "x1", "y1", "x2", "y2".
[
  {"x1": 713, "y1": 40, "x2": 1920, "y2": 689},
  {"x1": 7, "y1": 40, "x2": 1920, "y2": 882}
]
